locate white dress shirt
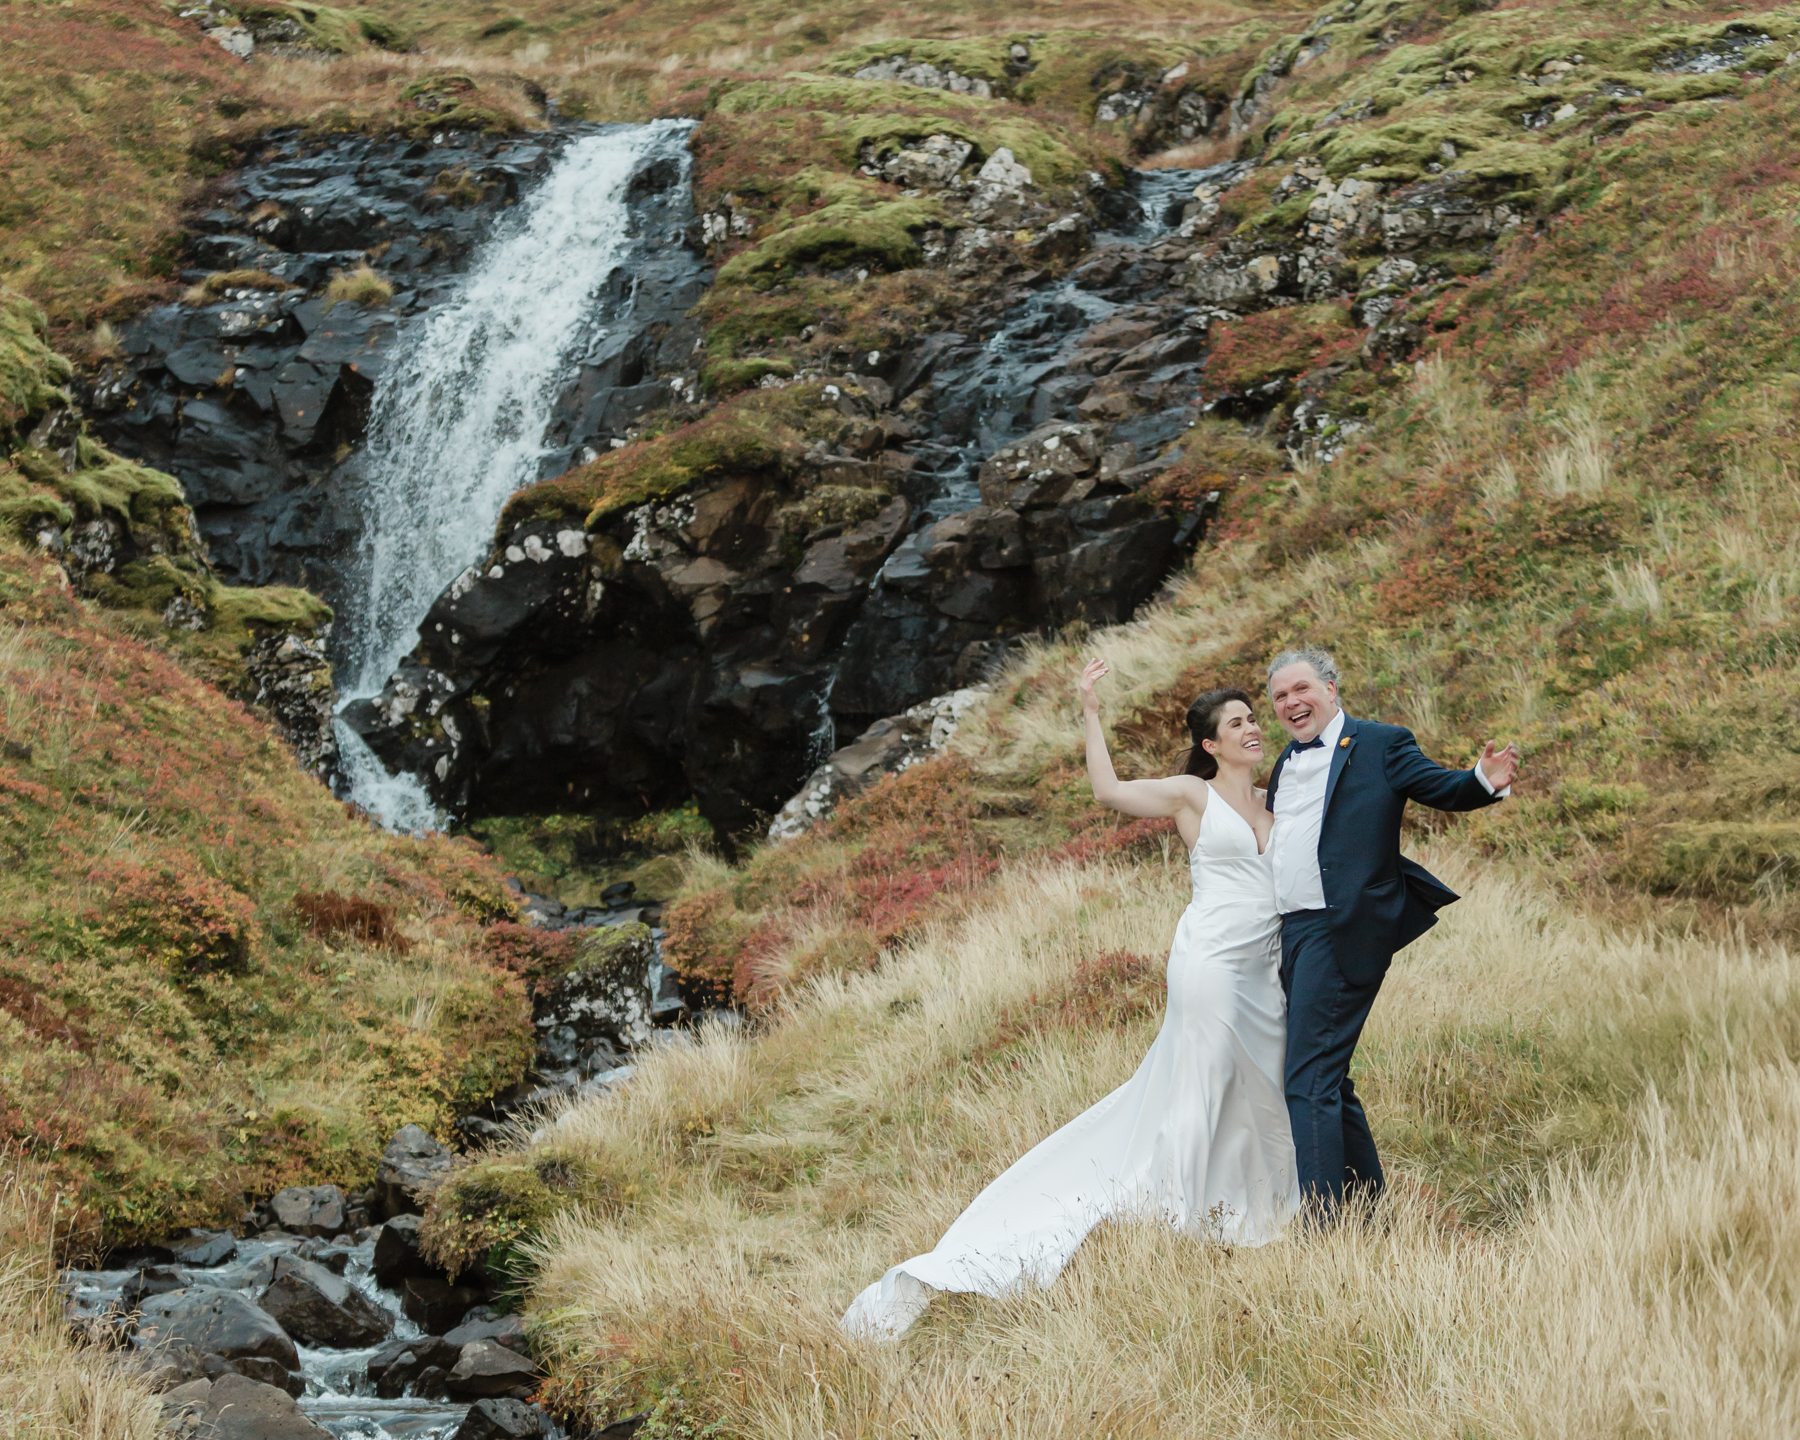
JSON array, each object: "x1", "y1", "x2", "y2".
[
  {"x1": 1270, "y1": 709, "x2": 1345, "y2": 915},
  {"x1": 1269, "y1": 710, "x2": 1506, "y2": 915}
]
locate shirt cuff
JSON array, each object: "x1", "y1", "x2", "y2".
[{"x1": 1473, "y1": 762, "x2": 1510, "y2": 799}]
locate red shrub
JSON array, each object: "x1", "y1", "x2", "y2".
[
  {"x1": 95, "y1": 860, "x2": 260, "y2": 973},
  {"x1": 480, "y1": 921, "x2": 582, "y2": 992},
  {"x1": 295, "y1": 890, "x2": 412, "y2": 953},
  {"x1": 1056, "y1": 816, "x2": 1177, "y2": 865}
]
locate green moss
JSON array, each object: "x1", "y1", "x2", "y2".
[
  {"x1": 1622, "y1": 822, "x2": 1800, "y2": 903},
  {"x1": 701, "y1": 356, "x2": 793, "y2": 396},
  {"x1": 824, "y1": 37, "x2": 1018, "y2": 87},
  {"x1": 234, "y1": 2, "x2": 380, "y2": 55},
  {"x1": 499, "y1": 383, "x2": 843, "y2": 532},
  {"x1": 719, "y1": 194, "x2": 945, "y2": 288},
  {"x1": 420, "y1": 1143, "x2": 637, "y2": 1279},
  {"x1": 0, "y1": 290, "x2": 73, "y2": 447},
  {"x1": 1238, "y1": 190, "x2": 1316, "y2": 236}
]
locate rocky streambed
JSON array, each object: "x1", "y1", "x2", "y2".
[
  {"x1": 65, "y1": 1133, "x2": 564, "y2": 1440},
  {"x1": 59, "y1": 881, "x2": 688, "y2": 1437}
]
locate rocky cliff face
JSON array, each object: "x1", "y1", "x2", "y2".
[
  {"x1": 82, "y1": 124, "x2": 706, "y2": 618},
  {"x1": 86, "y1": 67, "x2": 1536, "y2": 836}
]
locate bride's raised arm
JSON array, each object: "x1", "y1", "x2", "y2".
[{"x1": 1079, "y1": 659, "x2": 1210, "y2": 823}]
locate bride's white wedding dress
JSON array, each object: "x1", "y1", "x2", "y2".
[{"x1": 842, "y1": 784, "x2": 1300, "y2": 1339}]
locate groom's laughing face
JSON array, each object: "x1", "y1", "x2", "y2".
[{"x1": 1269, "y1": 662, "x2": 1340, "y2": 744}]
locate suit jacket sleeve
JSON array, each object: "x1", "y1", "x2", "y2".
[{"x1": 1382, "y1": 727, "x2": 1502, "y2": 813}]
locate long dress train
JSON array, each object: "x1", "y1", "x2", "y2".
[{"x1": 842, "y1": 785, "x2": 1299, "y2": 1338}]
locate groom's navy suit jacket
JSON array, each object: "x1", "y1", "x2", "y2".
[{"x1": 1265, "y1": 716, "x2": 1502, "y2": 986}]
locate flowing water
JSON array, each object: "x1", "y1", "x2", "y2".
[{"x1": 334, "y1": 120, "x2": 695, "y2": 828}]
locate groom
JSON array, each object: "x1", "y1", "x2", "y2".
[{"x1": 1263, "y1": 646, "x2": 1520, "y2": 1218}]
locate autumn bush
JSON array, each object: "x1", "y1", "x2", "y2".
[
  {"x1": 295, "y1": 890, "x2": 412, "y2": 952},
  {"x1": 97, "y1": 861, "x2": 262, "y2": 974}
]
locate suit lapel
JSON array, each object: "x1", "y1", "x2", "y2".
[
  {"x1": 1266, "y1": 742, "x2": 1296, "y2": 810},
  {"x1": 1322, "y1": 715, "x2": 1359, "y2": 818}
]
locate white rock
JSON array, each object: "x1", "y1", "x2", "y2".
[{"x1": 976, "y1": 147, "x2": 1033, "y2": 188}]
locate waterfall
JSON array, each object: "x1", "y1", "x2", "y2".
[{"x1": 333, "y1": 120, "x2": 693, "y2": 828}]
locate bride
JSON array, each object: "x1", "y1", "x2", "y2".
[{"x1": 841, "y1": 660, "x2": 1299, "y2": 1339}]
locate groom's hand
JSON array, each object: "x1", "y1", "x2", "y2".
[{"x1": 1478, "y1": 741, "x2": 1520, "y2": 791}]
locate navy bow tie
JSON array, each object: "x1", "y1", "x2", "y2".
[{"x1": 1294, "y1": 737, "x2": 1327, "y2": 751}]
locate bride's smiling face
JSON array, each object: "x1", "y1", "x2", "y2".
[{"x1": 1204, "y1": 700, "x2": 1264, "y2": 770}]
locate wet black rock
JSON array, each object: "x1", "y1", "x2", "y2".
[
  {"x1": 231, "y1": 1353, "x2": 307, "y2": 1396},
  {"x1": 260, "y1": 1254, "x2": 395, "y2": 1347},
  {"x1": 157, "y1": 1373, "x2": 331, "y2": 1440},
  {"x1": 453, "y1": 1397, "x2": 552, "y2": 1440},
  {"x1": 368, "y1": 1333, "x2": 462, "y2": 1397},
  {"x1": 86, "y1": 123, "x2": 705, "y2": 638},
  {"x1": 168, "y1": 1229, "x2": 240, "y2": 1269},
  {"x1": 400, "y1": 1273, "x2": 488, "y2": 1332},
  {"x1": 123, "y1": 1337, "x2": 207, "y2": 1392},
  {"x1": 120, "y1": 1264, "x2": 189, "y2": 1309},
  {"x1": 268, "y1": 1183, "x2": 347, "y2": 1236},
  {"x1": 371, "y1": 1212, "x2": 434, "y2": 1284},
  {"x1": 135, "y1": 1288, "x2": 299, "y2": 1372},
  {"x1": 374, "y1": 1123, "x2": 454, "y2": 1217},
  {"x1": 443, "y1": 1309, "x2": 529, "y2": 1354},
  {"x1": 447, "y1": 1337, "x2": 541, "y2": 1398},
  {"x1": 344, "y1": 164, "x2": 1235, "y2": 831}
]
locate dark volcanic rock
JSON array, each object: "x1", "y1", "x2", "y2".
[
  {"x1": 374, "y1": 1123, "x2": 454, "y2": 1218},
  {"x1": 233, "y1": 1354, "x2": 306, "y2": 1396},
  {"x1": 167, "y1": 1229, "x2": 239, "y2": 1269},
  {"x1": 268, "y1": 1184, "x2": 346, "y2": 1237},
  {"x1": 452, "y1": 1398, "x2": 551, "y2": 1440},
  {"x1": 84, "y1": 124, "x2": 705, "y2": 625},
  {"x1": 135, "y1": 1289, "x2": 299, "y2": 1371},
  {"x1": 123, "y1": 1337, "x2": 207, "y2": 1392},
  {"x1": 443, "y1": 1310, "x2": 529, "y2": 1354},
  {"x1": 371, "y1": 1213, "x2": 433, "y2": 1284},
  {"x1": 447, "y1": 1337, "x2": 541, "y2": 1399},
  {"x1": 259, "y1": 1255, "x2": 394, "y2": 1347},
  {"x1": 157, "y1": 1373, "x2": 331, "y2": 1440},
  {"x1": 368, "y1": 1334, "x2": 461, "y2": 1398},
  {"x1": 400, "y1": 1274, "x2": 487, "y2": 1333}
]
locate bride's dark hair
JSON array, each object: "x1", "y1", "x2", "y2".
[{"x1": 1182, "y1": 687, "x2": 1256, "y2": 780}]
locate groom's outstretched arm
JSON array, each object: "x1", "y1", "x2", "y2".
[{"x1": 1382, "y1": 728, "x2": 1507, "y2": 812}]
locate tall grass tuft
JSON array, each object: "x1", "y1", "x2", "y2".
[{"x1": 0, "y1": 1166, "x2": 162, "y2": 1438}]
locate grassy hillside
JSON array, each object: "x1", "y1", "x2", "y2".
[
  {"x1": 399, "y1": 3, "x2": 1800, "y2": 1434},
  {"x1": 4, "y1": 0, "x2": 1800, "y2": 1427},
  {"x1": 1, "y1": 292, "x2": 540, "y2": 1256}
]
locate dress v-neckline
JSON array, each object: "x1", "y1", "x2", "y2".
[{"x1": 1205, "y1": 781, "x2": 1271, "y2": 856}]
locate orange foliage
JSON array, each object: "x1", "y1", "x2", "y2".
[{"x1": 295, "y1": 891, "x2": 412, "y2": 954}]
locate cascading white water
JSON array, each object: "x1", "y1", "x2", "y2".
[{"x1": 334, "y1": 121, "x2": 693, "y2": 829}]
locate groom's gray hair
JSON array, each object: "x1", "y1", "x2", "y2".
[{"x1": 1266, "y1": 646, "x2": 1340, "y2": 694}]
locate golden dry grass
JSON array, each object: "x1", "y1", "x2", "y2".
[
  {"x1": 524, "y1": 826, "x2": 1800, "y2": 1434},
  {"x1": 0, "y1": 1170, "x2": 161, "y2": 1439}
]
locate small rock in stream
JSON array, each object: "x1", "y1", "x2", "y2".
[
  {"x1": 368, "y1": 1333, "x2": 461, "y2": 1397},
  {"x1": 447, "y1": 1337, "x2": 541, "y2": 1398},
  {"x1": 120, "y1": 1264, "x2": 188, "y2": 1309},
  {"x1": 452, "y1": 1397, "x2": 551, "y2": 1440},
  {"x1": 371, "y1": 1212, "x2": 434, "y2": 1285},
  {"x1": 443, "y1": 1308, "x2": 528, "y2": 1354},
  {"x1": 136, "y1": 1288, "x2": 299, "y2": 1372},
  {"x1": 155, "y1": 1373, "x2": 330, "y2": 1439},
  {"x1": 268, "y1": 1184, "x2": 347, "y2": 1236},
  {"x1": 399, "y1": 1273, "x2": 487, "y2": 1332},
  {"x1": 168, "y1": 1229, "x2": 239, "y2": 1268},
  {"x1": 260, "y1": 1254, "x2": 395, "y2": 1347}
]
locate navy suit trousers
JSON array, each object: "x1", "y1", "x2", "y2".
[{"x1": 1279, "y1": 910, "x2": 1385, "y2": 1214}]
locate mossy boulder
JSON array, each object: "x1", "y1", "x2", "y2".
[
  {"x1": 0, "y1": 290, "x2": 73, "y2": 447},
  {"x1": 419, "y1": 1144, "x2": 638, "y2": 1280}
]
